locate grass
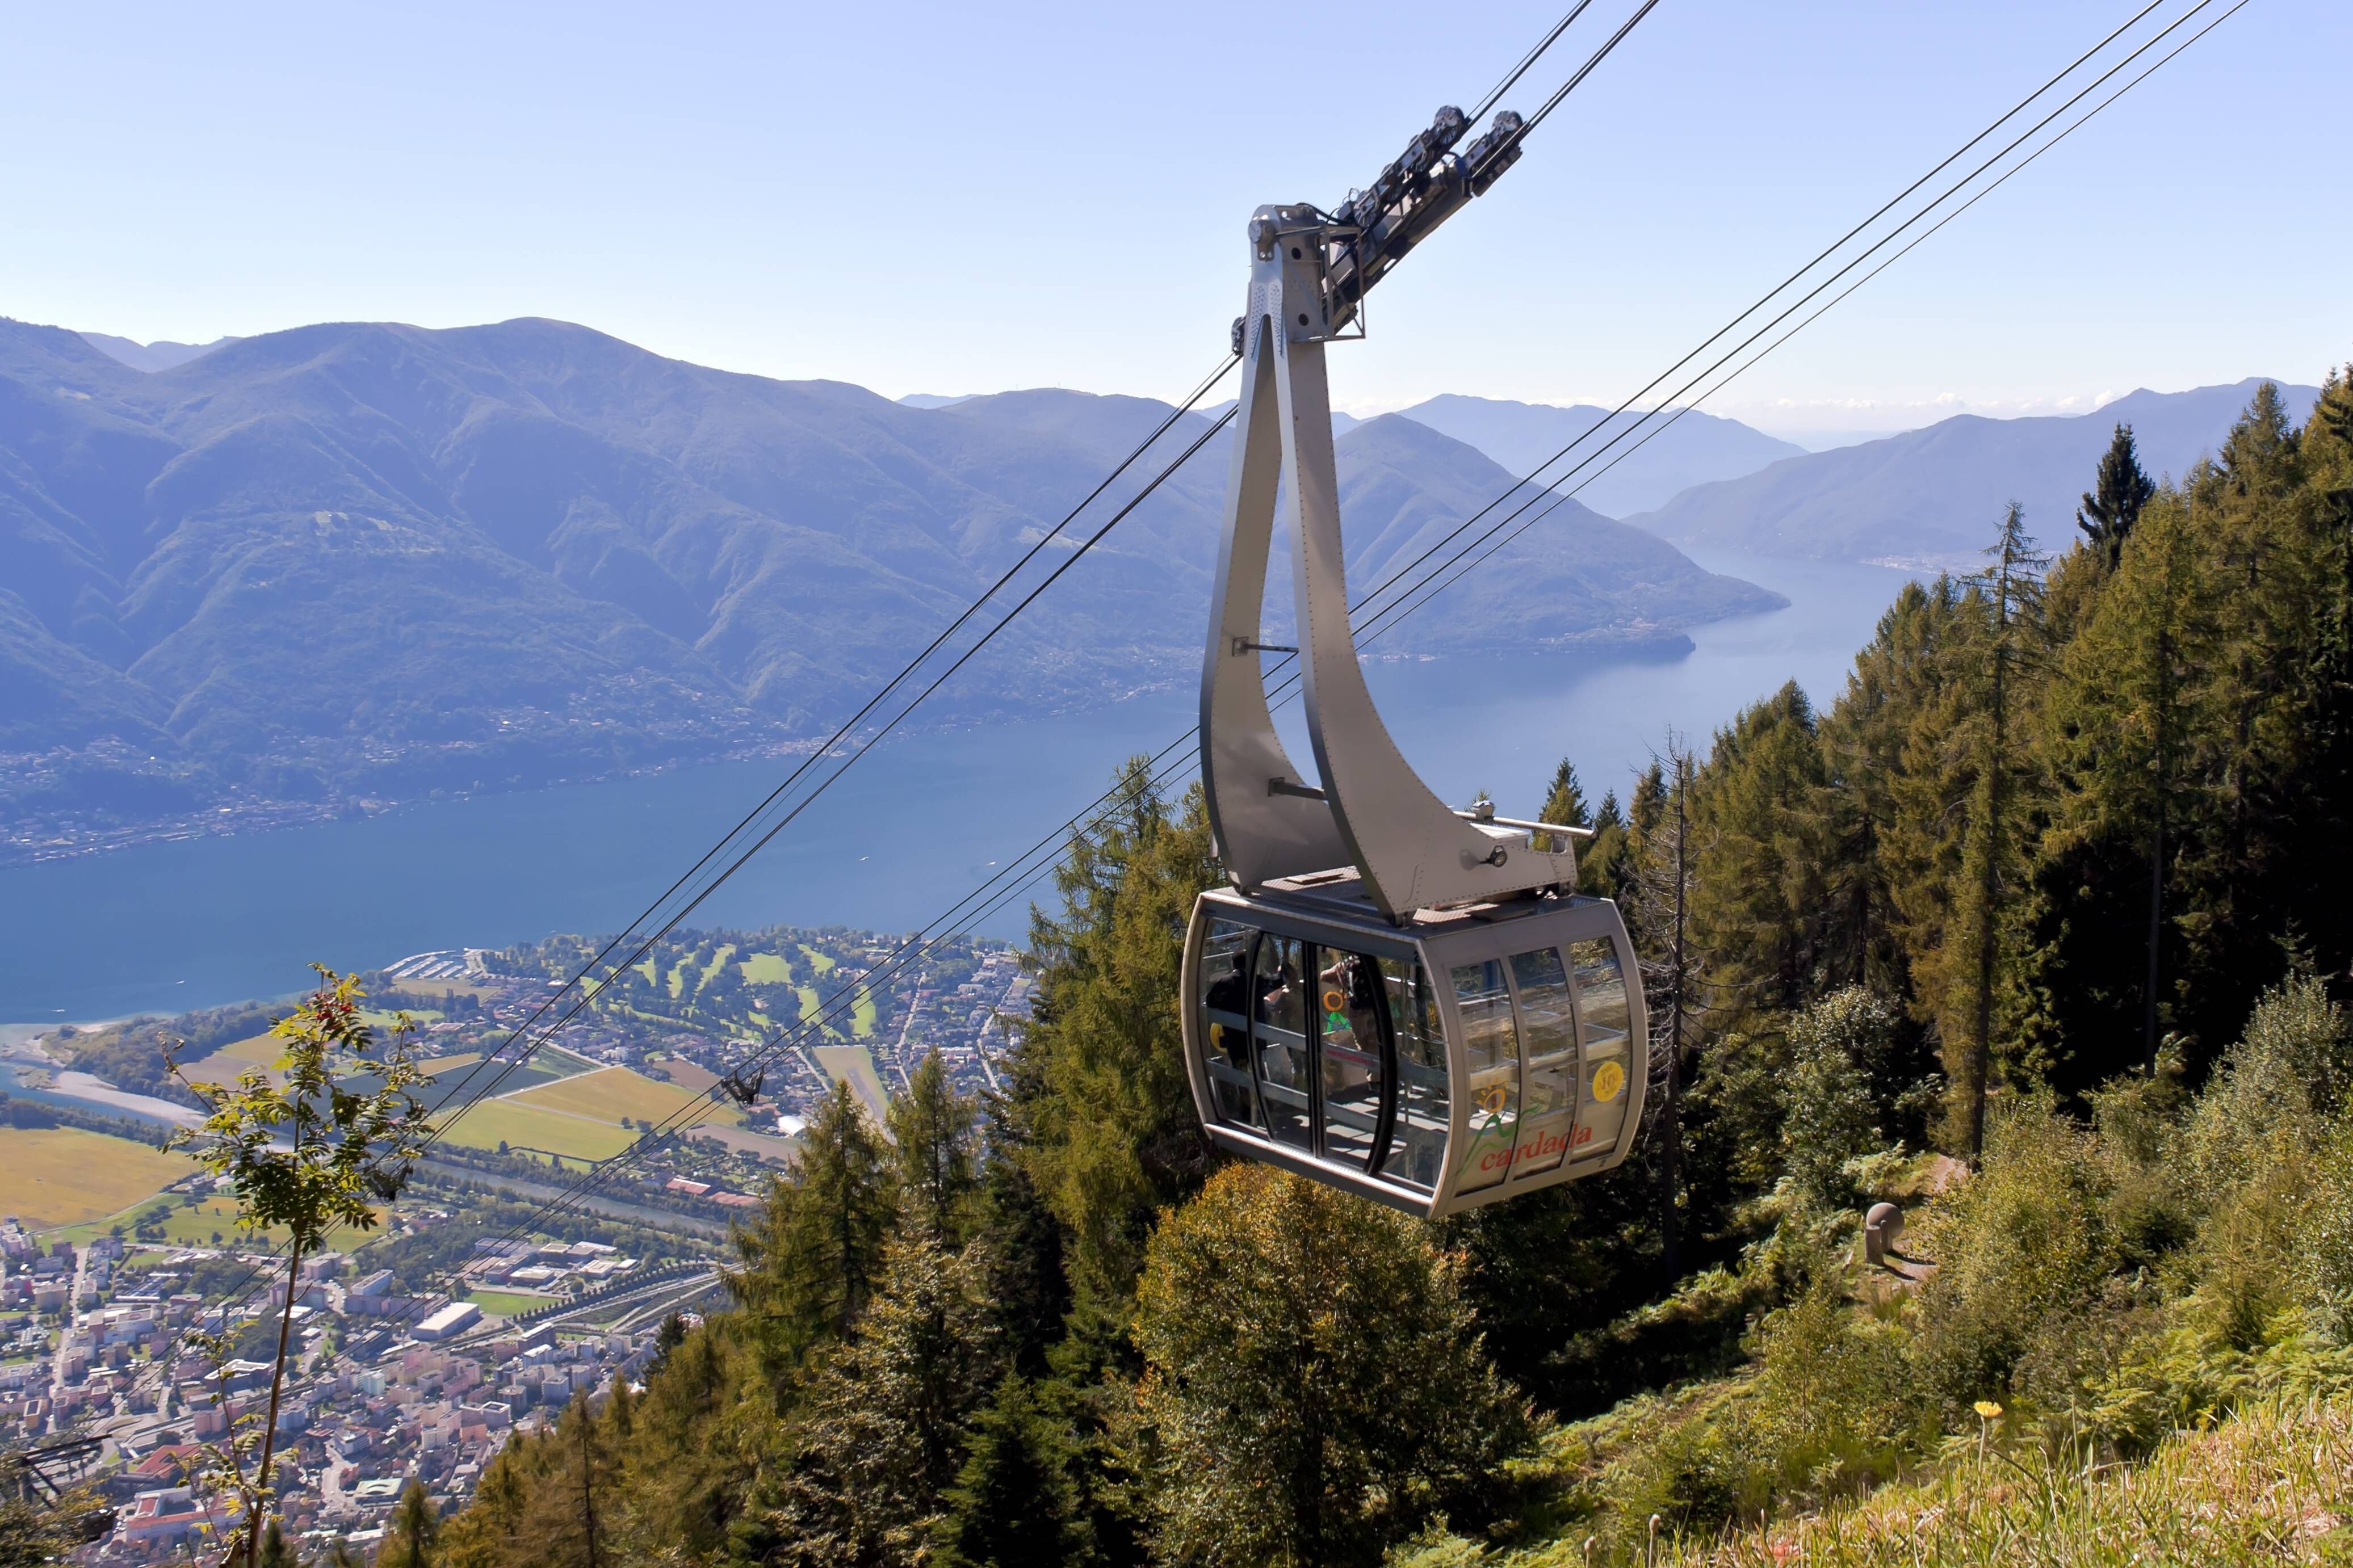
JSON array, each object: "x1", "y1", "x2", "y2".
[
  {"x1": 702, "y1": 944, "x2": 743, "y2": 987},
  {"x1": 431, "y1": 1099, "x2": 637, "y2": 1163},
  {"x1": 0, "y1": 1129, "x2": 191, "y2": 1231},
  {"x1": 506, "y1": 1065, "x2": 704, "y2": 1126},
  {"x1": 1649, "y1": 1395, "x2": 2353, "y2": 1567},
  {"x1": 813, "y1": 1045, "x2": 890, "y2": 1125},
  {"x1": 740, "y1": 951, "x2": 793, "y2": 986},
  {"x1": 852, "y1": 987, "x2": 878, "y2": 1039},
  {"x1": 59, "y1": 1190, "x2": 385, "y2": 1252},
  {"x1": 465, "y1": 1289, "x2": 557, "y2": 1320},
  {"x1": 798, "y1": 944, "x2": 836, "y2": 976}
]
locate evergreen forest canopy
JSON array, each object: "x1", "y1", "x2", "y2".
[{"x1": 405, "y1": 373, "x2": 2353, "y2": 1566}]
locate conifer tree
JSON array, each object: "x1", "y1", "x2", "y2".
[
  {"x1": 254, "y1": 1518, "x2": 292, "y2": 1568},
  {"x1": 1688, "y1": 682, "x2": 1832, "y2": 1028},
  {"x1": 887, "y1": 1049, "x2": 981, "y2": 1246},
  {"x1": 2077, "y1": 422, "x2": 2156, "y2": 569},
  {"x1": 1130, "y1": 1165, "x2": 1528, "y2": 1566},
  {"x1": 756, "y1": 1238, "x2": 1003, "y2": 1565},
  {"x1": 1017, "y1": 759, "x2": 1219, "y2": 1297},
  {"x1": 1956, "y1": 505, "x2": 2049, "y2": 1159},
  {"x1": 729, "y1": 1076, "x2": 893, "y2": 1365},
  {"x1": 932, "y1": 1375, "x2": 1090, "y2": 1568},
  {"x1": 1581, "y1": 787, "x2": 1633, "y2": 902},
  {"x1": 1536, "y1": 756, "x2": 1592, "y2": 854},
  {"x1": 971, "y1": 1086, "x2": 1071, "y2": 1380},
  {"x1": 608, "y1": 1315, "x2": 749, "y2": 1561},
  {"x1": 521, "y1": 1397, "x2": 618, "y2": 1568},
  {"x1": 1633, "y1": 740, "x2": 1704, "y2": 1275},
  {"x1": 379, "y1": 1477, "x2": 440, "y2": 1568}
]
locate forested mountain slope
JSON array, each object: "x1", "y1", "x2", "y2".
[
  {"x1": 0, "y1": 316, "x2": 1770, "y2": 844},
  {"x1": 409, "y1": 370, "x2": 2353, "y2": 1567},
  {"x1": 1628, "y1": 377, "x2": 2321, "y2": 567}
]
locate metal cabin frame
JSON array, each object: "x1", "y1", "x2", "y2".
[{"x1": 1198, "y1": 201, "x2": 1584, "y2": 917}]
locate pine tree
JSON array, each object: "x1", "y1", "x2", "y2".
[
  {"x1": 932, "y1": 1376, "x2": 1090, "y2": 1568},
  {"x1": 1582, "y1": 788, "x2": 1633, "y2": 902},
  {"x1": 887, "y1": 1049, "x2": 982, "y2": 1247},
  {"x1": 972, "y1": 1086, "x2": 1071, "y2": 1380},
  {"x1": 255, "y1": 1518, "x2": 293, "y2": 1568},
  {"x1": 1536, "y1": 756, "x2": 1592, "y2": 853},
  {"x1": 2077, "y1": 422, "x2": 2156, "y2": 568},
  {"x1": 608, "y1": 1315, "x2": 751, "y2": 1563}
]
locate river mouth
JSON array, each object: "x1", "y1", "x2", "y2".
[{"x1": 0, "y1": 549, "x2": 1915, "y2": 1024}]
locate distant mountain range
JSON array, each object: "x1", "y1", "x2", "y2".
[
  {"x1": 1626, "y1": 379, "x2": 2323, "y2": 569},
  {"x1": 1392, "y1": 394, "x2": 1808, "y2": 519},
  {"x1": 78, "y1": 332, "x2": 244, "y2": 374},
  {"x1": 0, "y1": 317, "x2": 1773, "y2": 846}
]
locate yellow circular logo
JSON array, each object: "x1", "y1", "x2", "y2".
[{"x1": 1591, "y1": 1060, "x2": 1626, "y2": 1103}]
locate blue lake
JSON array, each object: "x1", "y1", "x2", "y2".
[{"x1": 0, "y1": 550, "x2": 1914, "y2": 1024}]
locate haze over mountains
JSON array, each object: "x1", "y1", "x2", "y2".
[
  {"x1": 1392, "y1": 394, "x2": 1807, "y2": 518},
  {"x1": 1628, "y1": 379, "x2": 2322, "y2": 568},
  {"x1": 0, "y1": 316, "x2": 1771, "y2": 847}
]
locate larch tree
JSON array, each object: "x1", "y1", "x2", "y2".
[
  {"x1": 728, "y1": 1075, "x2": 894, "y2": 1372},
  {"x1": 1015, "y1": 758, "x2": 1219, "y2": 1298},
  {"x1": 1633, "y1": 738, "x2": 1705, "y2": 1276},
  {"x1": 378, "y1": 1477, "x2": 441, "y2": 1568},
  {"x1": 1956, "y1": 506, "x2": 2050, "y2": 1159},
  {"x1": 887, "y1": 1048, "x2": 982, "y2": 1247}
]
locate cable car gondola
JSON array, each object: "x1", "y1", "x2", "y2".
[{"x1": 1179, "y1": 113, "x2": 1649, "y2": 1218}]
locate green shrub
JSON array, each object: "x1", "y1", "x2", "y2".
[{"x1": 1907, "y1": 1098, "x2": 2119, "y2": 1415}]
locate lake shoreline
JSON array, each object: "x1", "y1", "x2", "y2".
[{"x1": 0, "y1": 550, "x2": 1909, "y2": 1024}]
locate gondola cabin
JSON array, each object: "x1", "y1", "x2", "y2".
[
  {"x1": 1189, "y1": 187, "x2": 1654, "y2": 1216},
  {"x1": 1182, "y1": 875, "x2": 1646, "y2": 1218}
]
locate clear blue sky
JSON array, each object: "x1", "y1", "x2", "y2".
[{"x1": 4, "y1": 1, "x2": 2344, "y2": 438}]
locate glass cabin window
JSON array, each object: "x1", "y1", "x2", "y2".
[
  {"x1": 1197, "y1": 920, "x2": 1261, "y2": 1128},
  {"x1": 1508, "y1": 946, "x2": 1578, "y2": 1178},
  {"x1": 1570, "y1": 937, "x2": 1634, "y2": 1158},
  {"x1": 1452, "y1": 960, "x2": 1519, "y2": 1193},
  {"x1": 1315, "y1": 950, "x2": 1389, "y2": 1171},
  {"x1": 1378, "y1": 957, "x2": 1446, "y2": 1191},
  {"x1": 1252, "y1": 935, "x2": 1313, "y2": 1149}
]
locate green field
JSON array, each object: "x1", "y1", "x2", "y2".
[
  {"x1": 798, "y1": 944, "x2": 836, "y2": 976},
  {"x1": 740, "y1": 951, "x2": 792, "y2": 985},
  {"x1": 432, "y1": 1099, "x2": 637, "y2": 1163},
  {"x1": 465, "y1": 1288, "x2": 556, "y2": 1319},
  {"x1": 702, "y1": 944, "x2": 742, "y2": 986},
  {"x1": 813, "y1": 1045, "x2": 890, "y2": 1125},
  {"x1": 61, "y1": 1190, "x2": 398, "y2": 1251},
  {"x1": 507, "y1": 1065, "x2": 704, "y2": 1125},
  {"x1": 851, "y1": 988, "x2": 877, "y2": 1038},
  {"x1": 0, "y1": 1129, "x2": 191, "y2": 1231}
]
